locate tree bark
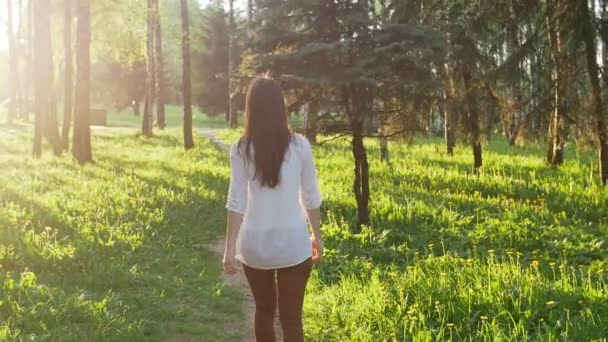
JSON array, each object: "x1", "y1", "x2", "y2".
[
  {"x1": 545, "y1": 0, "x2": 567, "y2": 167},
  {"x1": 154, "y1": 0, "x2": 166, "y2": 129},
  {"x1": 7, "y1": 0, "x2": 18, "y2": 124},
  {"x1": 72, "y1": 0, "x2": 93, "y2": 164},
  {"x1": 438, "y1": 62, "x2": 457, "y2": 155},
  {"x1": 344, "y1": 86, "x2": 370, "y2": 231},
  {"x1": 142, "y1": 0, "x2": 155, "y2": 137},
  {"x1": 506, "y1": 1, "x2": 523, "y2": 146},
  {"x1": 22, "y1": 0, "x2": 34, "y2": 121},
  {"x1": 462, "y1": 66, "x2": 483, "y2": 172},
  {"x1": 228, "y1": 0, "x2": 238, "y2": 128},
  {"x1": 62, "y1": 0, "x2": 74, "y2": 151},
  {"x1": 132, "y1": 100, "x2": 141, "y2": 116},
  {"x1": 305, "y1": 100, "x2": 319, "y2": 143},
  {"x1": 580, "y1": 0, "x2": 608, "y2": 185},
  {"x1": 181, "y1": 0, "x2": 194, "y2": 149},
  {"x1": 33, "y1": 0, "x2": 61, "y2": 156}
]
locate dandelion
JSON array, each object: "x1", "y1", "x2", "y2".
[
  {"x1": 578, "y1": 300, "x2": 585, "y2": 305},
  {"x1": 546, "y1": 300, "x2": 557, "y2": 308},
  {"x1": 440, "y1": 272, "x2": 447, "y2": 277},
  {"x1": 447, "y1": 323, "x2": 455, "y2": 329},
  {"x1": 488, "y1": 249, "x2": 495, "y2": 254},
  {"x1": 481, "y1": 316, "x2": 488, "y2": 321},
  {"x1": 435, "y1": 301, "x2": 440, "y2": 306},
  {"x1": 549, "y1": 262, "x2": 556, "y2": 267},
  {"x1": 428, "y1": 243, "x2": 434, "y2": 249}
]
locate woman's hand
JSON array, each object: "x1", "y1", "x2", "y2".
[
  {"x1": 312, "y1": 238, "x2": 324, "y2": 263},
  {"x1": 223, "y1": 248, "x2": 238, "y2": 275}
]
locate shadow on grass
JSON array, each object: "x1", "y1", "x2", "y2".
[{"x1": 0, "y1": 133, "x2": 242, "y2": 340}]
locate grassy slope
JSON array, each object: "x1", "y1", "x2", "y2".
[
  {"x1": 0, "y1": 124, "x2": 241, "y2": 341},
  {"x1": 217, "y1": 130, "x2": 608, "y2": 341}
]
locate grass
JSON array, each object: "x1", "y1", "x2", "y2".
[
  {"x1": 105, "y1": 104, "x2": 228, "y2": 129},
  {"x1": 0, "y1": 123, "x2": 242, "y2": 341},
  {"x1": 218, "y1": 129, "x2": 608, "y2": 341},
  {"x1": 2, "y1": 100, "x2": 607, "y2": 340}
]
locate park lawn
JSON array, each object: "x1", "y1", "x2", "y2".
[
  {"x1": 218, "y1": 129, "x2": 608, "y2": 341},
  {"x1": 105, "y1": 104, "x2": 228, "y2": 129},
  {"x1": 0, "y1": 124, "x2": 242, "y2": 341}
]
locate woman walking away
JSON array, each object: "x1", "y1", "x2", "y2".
[{"x1": 223, "y1": 76, "x2": 323, "y2": 342}]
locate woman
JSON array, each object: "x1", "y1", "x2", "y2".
[{"x1": 223, "y1": 76, "x2": 323, "y2": 342}]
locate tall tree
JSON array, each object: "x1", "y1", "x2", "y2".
[
  {"x1": 196, "y1": 2, "x2": 229, "y2": 117},
  {"x1": 62, "y1": 0, "x2": 74, "y2": 151},
  {"x1": 227, "y1": 0, "x2": 237, "y2": 128},
  {"x1": 6, "y1": 0, "x2": 19, "y2": 124},
  {"x1": 580, "y1": 0, "x2": 608, "y2": 185},
  {"x1": 181, "y1": 0, "x2": 194, "y2": 149},
  {"x1": 142, "y1": 0, "x2": 155, "y2": 137},
  {"x1": 545, "y1": 0, "x2": 570, "y2": 167},
  {"x1": 33, "y1": 0, "x2": 61, "y2": 156},
  {"x1": 72, "y1": 0, "x2": 93, "y2": 164},
  {"x1": 154, "y1": 0, "x2": 166, "y2": 129}
]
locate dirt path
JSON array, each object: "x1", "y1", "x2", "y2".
[{"x1": 199, "y1": 128, "x2": 283, "y2": 342}]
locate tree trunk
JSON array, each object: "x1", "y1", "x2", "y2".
[
  {"x1": 142, "y1": 0, "x2": 155, "y2": 137},
  {"x1": 462, "y1": 67, "x2": 483, "y2": 172},
  {"x1": 506, "y1": 1, "x2": 523, "y2": 146},
  {"x1": 344, "y1": 86, "x2": 370, "y2": 231},
  {"x1": 132, "y1": 100, "x2": 141, "y2": 116},
  {"x1": 72, "y1": 0, "x2": 92, "y2": 164},
  {"x1": 62, "y1": 0, "x2": 74, "y2": 151},
  {"x1": 305, "y1": 100, "x2": 319, "y2": 143},
  {"x1": 228, "y1": 0, "x2": 238, "y2": 128},
  {"x1": 7, "y1": 0, "x2": 18, "y2": 124},
  {"x1": 154, "y1": 0, "x2": 166, "y2": 129},
  {"x1": 580, "y1": 0, "x2": 608, "y2": 185},
  {"x1": 380, "y1": 125, "x2": 390, "y2": 163},
  {"x1": 16, "y1": 0, "x2": 25, "y2": 120},
  {"x1": 22, "y1": 0, "x2": 34, "y2": 121},
  {"x1": 438, "y1": 63, "x2": 457, "y2": 155},
  {"x1": 546, "y1": 0, "x2": 567, "y2": 167},
  {"x1": 181, "y1": 0, "x2": 194, "y2": 149},
  {"x1": 33, "y1": 0, "x2": 61, "y2": 156}
]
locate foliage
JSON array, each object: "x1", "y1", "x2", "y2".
[{"x1": 194, "y1": 1, "x2": 230, "y2": 117}]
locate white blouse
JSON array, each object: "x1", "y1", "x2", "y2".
[{"x1": 226, "y1": 133, "x2": 322, "y2": 270}]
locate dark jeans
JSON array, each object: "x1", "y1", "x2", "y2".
[{"x1": 243, "y1": 258, "x2": 313, "y2": 342}]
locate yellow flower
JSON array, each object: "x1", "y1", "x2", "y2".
[
  {"x1": 447, "y1": 323, "x2": 455, "y2": 329},
  {"x1": 546, "y1": 300, "x2": 557, "y2": 308},
  {"x1": 481, "y1": 316, "x2": 488, "y2": 321}
]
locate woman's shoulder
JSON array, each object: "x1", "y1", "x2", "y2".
[
  {"x1": 230, "y1": 136, "x2": 248, "y2": 156},
  {"x1": 291, "y1": 132, "x2": 312, "y2": 150}
]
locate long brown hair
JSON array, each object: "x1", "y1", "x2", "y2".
[{"x1": 239, "y1": 76, "x2": 292, "y2": 188}]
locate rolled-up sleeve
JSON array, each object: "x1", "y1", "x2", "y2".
[
  {"x1": 300, "y1": 137, "x2": 322, "y2": 209},
  {"x1": 226, "y1": 142, "x2": 248, "y2": 215}
]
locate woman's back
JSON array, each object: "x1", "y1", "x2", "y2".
[{"x1": 227, "y1": 133, "x2": 322, "y2": 269}]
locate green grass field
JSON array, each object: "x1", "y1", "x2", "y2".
[
  {"x1": 218, "y1": 129, "x2": 608, "y2": 341},
  {"x1": 106, "y1": 104, "x2": 229, "y2": 129},
  {"x1": 0, "y1": 124, "x2": 242, "y2": 341},
  {"x1": 2, "y1": 106, "x2": 607, "y2": 340}
]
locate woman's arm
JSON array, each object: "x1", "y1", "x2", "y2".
[
  {"x1": 307, "y1": 207, "x2": 323, "y2": 261},
  {"x1": 223, "y1": 210, "x2": 243, "y2": 274},
  {"x1": 224, "y1": 142, "x2": 248, "y2": 274},
  {"x1": 299, "y1": 135, "x2": 323, "y2": 261}
]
